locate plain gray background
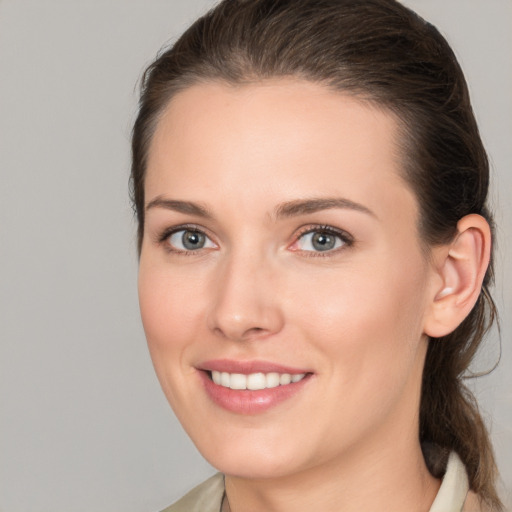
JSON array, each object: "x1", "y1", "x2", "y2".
[{"x1": 0, "y1": 1, "x2": 510, "y2": 511}]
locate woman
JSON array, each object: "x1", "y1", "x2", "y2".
[{"x1": 131, "y1": 0, "x2": 503, "y2": 510}]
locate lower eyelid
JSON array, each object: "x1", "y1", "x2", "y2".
[
  {"x1": 154, "y1": 224, "x2": 217, "y2": 251},
  {"x1": 172, "y1": 230, "x2": 215, "y2": 249},
  {"x1": 293, "y1": 226, "x2": 353, "y2": 248},
  {"x1": 154, "y1": 224, "x2": 352, "y2": 255},
  {"x1": 298, "y1": 236, "x2": 343, "y2": 251}
]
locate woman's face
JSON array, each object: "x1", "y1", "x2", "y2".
[{"x1": 138, "y1": 80, "x2": 437, "y2": 479}]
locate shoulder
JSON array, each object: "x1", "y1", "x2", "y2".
[{"x1": 160, "y1": 473, "x2": 225, "y2": 512}]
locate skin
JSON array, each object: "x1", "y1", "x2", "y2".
[{"x1": 138, "y1": 80, "x2": 451, "y2": 512}]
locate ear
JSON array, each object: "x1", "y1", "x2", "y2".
[{"x1": 423, "y1": 214, "x2": 491, "y2": 338}]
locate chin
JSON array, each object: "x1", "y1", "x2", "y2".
[
  {"x1": 207, "y1": 452, "x2": 299, "y2": 480},
  {"x1": 189, "y1": 424, "x2": 308, "y2": 479}
]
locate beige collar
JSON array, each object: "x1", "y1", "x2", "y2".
[
  {"x1": 429, "y1": 452, "x2": 469, "y2": 512},
  {"x1": 222, "y1": 453, "x2": 471, "y2": 512},
  {"x1": 163, "y1": 451, "x2": 474, "y2": 512}
]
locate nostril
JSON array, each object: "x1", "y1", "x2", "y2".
[{"x1": 207, "y1": 293, "x2": 285, "y2": 342}]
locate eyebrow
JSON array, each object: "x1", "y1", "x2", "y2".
[
  {"x1": 145, "y1": 197, "x2": 212, "y2": 218},
  {"x1": 274, "y1": 197, "x2": 376, "y2": 219},
  {"x1": 145, "y1": 196, "x2": 375, "y2": 220}
]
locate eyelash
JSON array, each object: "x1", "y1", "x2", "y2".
[
  {"x1": 156, "y1": 224, "x2": 354, "y2": 256},
  {"x1": 291, "y1": 224, "x2": 354, "y2": 257},
  {"x1": 157, "y1": 224, "x2": 216, "y2": 256}
]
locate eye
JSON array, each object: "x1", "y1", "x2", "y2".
[
  {"x1": 292, "y1": 227, "x2": 352, "y2": 253},
  {"x1": 165, "y1": 228, "x2": 216, "y2": 252}
]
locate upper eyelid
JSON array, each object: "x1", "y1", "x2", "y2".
[
  {"x1": 289, "y1": 225, "x2": 354, "y2": 256},
  {"x1": 156, "y1": 223, "x2": 215, "y2": 244},
  {"x1": 157, "y1": 225, "x2": 218, "y2": 255},
  {"x1": 154, "y1": 222, "x2": 354, "y2": 249},
  {"x1": 294, "y1": 224, "x2": 354, "y2": 242}
]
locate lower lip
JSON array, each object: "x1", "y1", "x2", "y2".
[{"x1": 198, "y1": 371, "x2": 311, "y2": 414}]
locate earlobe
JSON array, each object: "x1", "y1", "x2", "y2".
[{"x1": 424, "y1": 214, "x2": 491, "y2": 338}]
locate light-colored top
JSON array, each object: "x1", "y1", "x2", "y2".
[{"x1": 162, "y1": 452, "x2": 483, "y2": 512}]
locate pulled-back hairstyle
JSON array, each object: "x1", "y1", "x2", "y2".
[{"x1": 131, "y1": 0, "x2": 501, "y2": 508}]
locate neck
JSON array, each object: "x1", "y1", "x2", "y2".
[{"x1": 223, "y1": 435, "x2": 440, "y2": 512}]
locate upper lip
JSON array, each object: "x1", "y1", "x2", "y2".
[{"x1": 197, "y1": 359, "x2": 311, "y2": 375}]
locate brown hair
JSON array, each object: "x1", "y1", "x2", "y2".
[{"x1": 131, "y1": 0, "x2": 501, "y2": 508}]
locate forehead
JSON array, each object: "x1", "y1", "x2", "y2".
[{"x1": 145, "y1": 79, "x2": 417, "y2": 223}]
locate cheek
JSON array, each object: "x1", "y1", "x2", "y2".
[
  {"x1": 295, "y1": 257, "x2": 425, "y2": 333},
  {"x1": 138, "y1": 262, "x2": 203, "y2": 369},
  {"x1": 137, "y1": 260, "x2": 213, "y2": 419},
  {"x1": 290, "y1": 252, "x2": 429, "y2": 385},
  {"x1": 296, "y1": 262, "x2": 428, "y2": 447}
]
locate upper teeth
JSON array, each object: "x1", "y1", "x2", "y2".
[{"x1": 211, "y1": 371, "x2": 306, "y2": 390}]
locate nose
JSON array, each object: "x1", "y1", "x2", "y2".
[{"x1": 206, "y1": 250, "x2": 284, "y2": 342}]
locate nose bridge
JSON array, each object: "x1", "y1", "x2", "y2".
[{"x1": 207, "y1": 242, "x2": 283, "y2": 341}]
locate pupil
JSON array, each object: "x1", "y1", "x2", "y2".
[
  {"x1": 312, "y1": 232, "x2": 335, "y2": 251},
  {"x1": 182, "y1": 231, "x2": 205, "y2": 250}
]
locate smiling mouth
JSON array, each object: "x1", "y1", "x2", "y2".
[
  {"x1": 199, "y1": 365, "x2": 312, "y2": 413},
  {"x1": 209, "y1": 370, "x2": 307, "y2": 390}
]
